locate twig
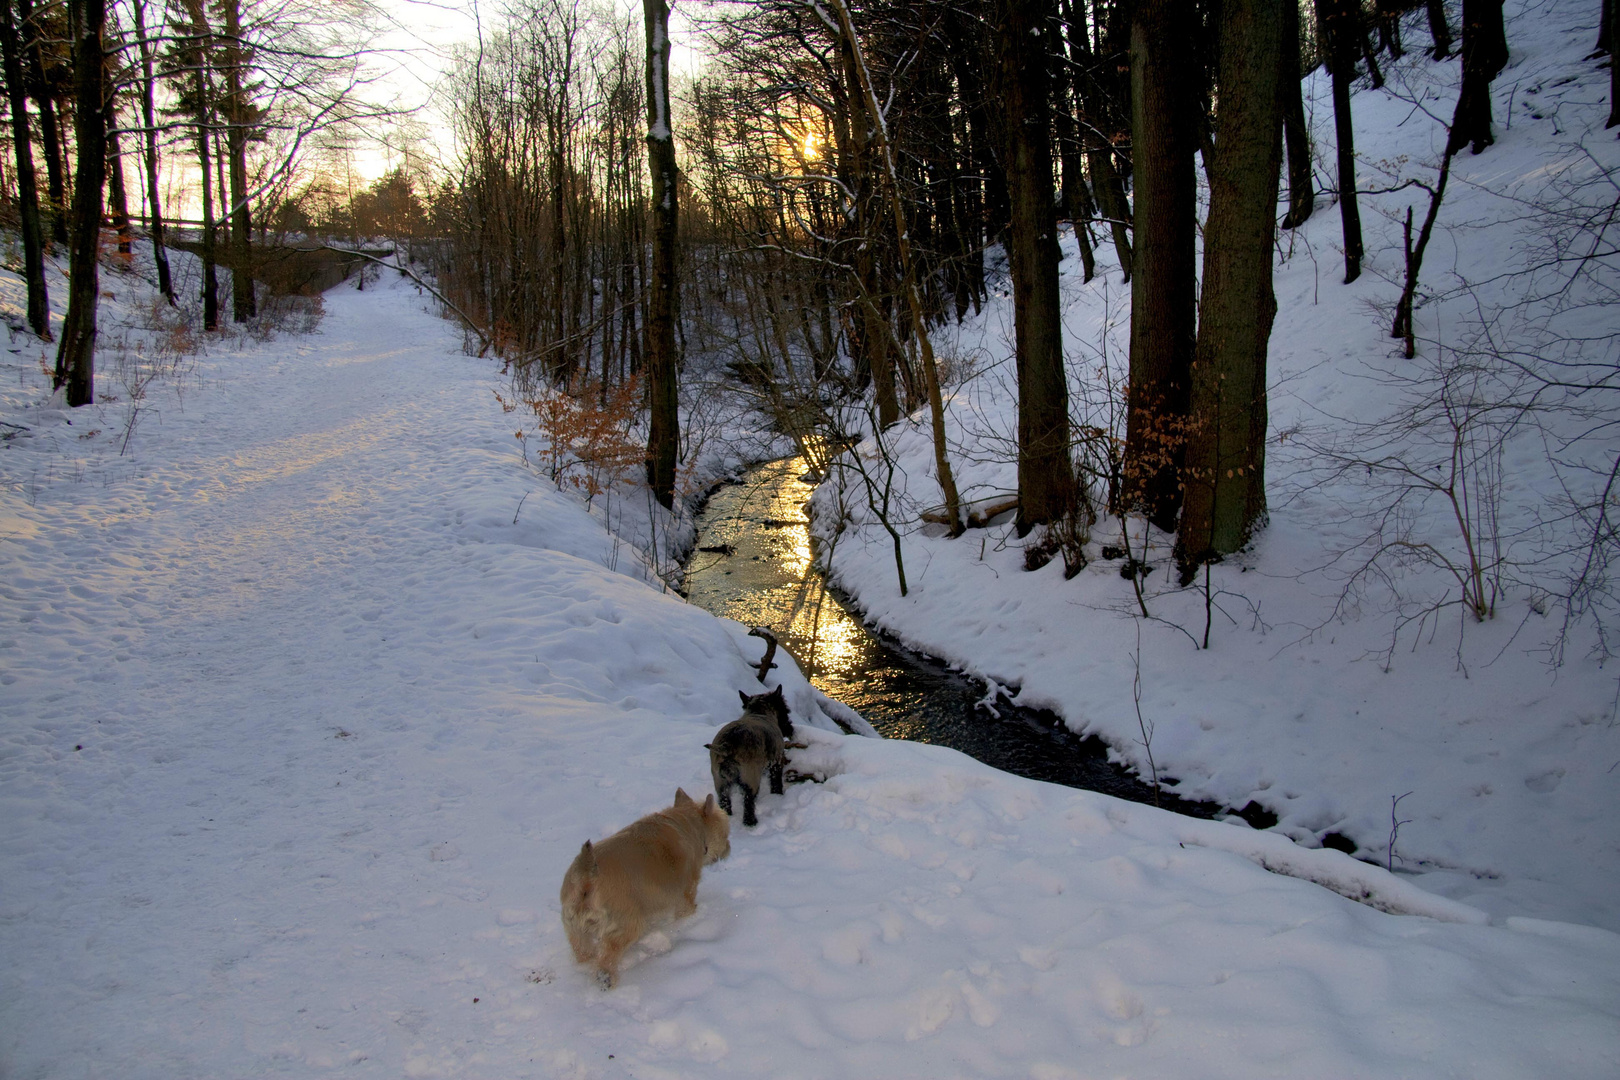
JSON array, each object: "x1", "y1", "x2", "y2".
[{"x1": 1387, "y1": 791, "x2": 1414, "y2": 872}]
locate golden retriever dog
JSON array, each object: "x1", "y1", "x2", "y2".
[
  {"x1": 706, "y1": 686, "x2": 794, "y2": 827},
  {"x1": 559, "y1": 787, "x2": 731, "y2": 989}
]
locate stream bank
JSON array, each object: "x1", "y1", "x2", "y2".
[{"x1": 685, "y1": 458, "x2": 1222, "y2": 817}]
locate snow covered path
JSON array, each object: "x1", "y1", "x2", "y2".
[{"x1": 2, "y1": 280, "x2": 1617, "y2": 1077}]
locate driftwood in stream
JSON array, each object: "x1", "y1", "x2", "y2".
[
  {"x1": 921, "y1": 495, "x2": 1020, "y2": 529},
  {"x1": 748, "y1": 627, "x2": 779, "y2": 683}
]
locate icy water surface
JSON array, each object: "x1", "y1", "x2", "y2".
[{"x1": 685, "y1": 458, "x2": 1220, "y2": 815}]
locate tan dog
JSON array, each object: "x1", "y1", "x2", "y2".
[{"x1": 559, "y1": 787, "x2": 731, "y2": 989}]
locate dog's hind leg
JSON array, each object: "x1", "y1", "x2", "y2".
[
  {"x1": 769, "y1": 761, "x2": 784, "y2": 795},
  {"x1": 741, "y1": 781, "x2": 759, "y2": 827},
  {"x1": 715, "y1": 759, "x2": 740, "y2": 818}
]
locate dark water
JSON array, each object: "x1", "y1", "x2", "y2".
[{"x1": 685, "y1": 458, "x2": 1221, "y2": 817}]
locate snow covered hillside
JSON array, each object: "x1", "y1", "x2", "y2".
[
  {"x1": 1, "y1": 269, "x2": 1616, "y2": 1078},
  {"x1": 815, "y1": 0, "x2": 1620, "y2": 936}
]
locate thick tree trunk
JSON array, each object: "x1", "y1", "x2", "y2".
[
  {"x1": 222, "y1": 0, "x2": 255, "y2": 322},
  {"x1": 53, "y1": 0, "x2": 106, "y2": 407},
  {"x1": 1000, "y1": 0, "x2": 1074, "y2": 536},
  {"x1": 132, "y1": 0, "x2": 172, "y2": 303},
  {"x1": 1448, "y1": 0, "x2": 1508, "y2": 154},
  {"x1": 1280, "y1": 0, "x2": 1315, "y2": 228},
  {"x1": 0, "y1": 0, "x2": 50, "y2": 337},
  {"x1": 1179, "y1": 0, "x2": 1284, "y2": 582},
  {"x1": 1125, "y1": 0, "x2": 1198, "y2": 532},
  {"x1": 643, "y1": 0, "x2": 679, "y2": 509},
  {"x1": 17, "y1": 0, "x2": 66, "y2": 245},
  {"x1": 1318, "y1": 0, "x2": 1365, "y2": 282}
]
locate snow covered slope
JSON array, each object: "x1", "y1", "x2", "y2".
[
  {"x1": 814, "y1": 0, "x2": 1620, "y2": 935},
  {"x1": 1, "y1": 266, "x2": 1616, "y2": 1077}
]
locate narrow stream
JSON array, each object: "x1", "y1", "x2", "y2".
[{"x1": 685, "y1": 458, "x2": 1221, "y2": 817}]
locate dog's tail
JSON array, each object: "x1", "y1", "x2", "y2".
[{"x1": 715, "y1": 754, "x2": 742, "y2": 795}]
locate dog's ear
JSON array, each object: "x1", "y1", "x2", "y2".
[
  {"x1": 702, "y1": 794, "x2": 717, "y2": 814},
  {"x1": 674, "y1": 787, "x2": 693, "y2": 806},
  {"x1": 703, "y1": 743, "x2": 713, "y2": 750},
  {"x1": 579, "y1": 840, "x2": 597, "y2": 872},
  {"x1": 739, "y1": 690, "x2": 751, "y2": 707},
  {"x1": 769, "y1": 685, "x2": 785, "y2": 704}
]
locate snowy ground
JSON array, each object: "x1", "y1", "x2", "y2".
[
  {"x1": 4, "y1": 1, "x2": 1620, "y2": 1073},
  {"x1": 2, "y1": 267, "x2": 1617, "y2": 1077},
  {"x1": 813, "y1": 0, "x2": 1620, "y2": 938}
]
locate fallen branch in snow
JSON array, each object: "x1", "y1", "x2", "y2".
[
  {"x1": 748, "y1": 626, "x2": 779, "y2": 683},
  {"x1": 921, "y1": 495, "x2": 1019, "y2": 529}
]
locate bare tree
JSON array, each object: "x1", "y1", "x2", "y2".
[
  {"x1": 1178, "y1": 0, "x2": 1284, "y2": 581},
  {"x1": 54, "y1": 0, "x2": 107, "y2": 406},
  {"x1": 644, "y1": 0, "x2": 680, "y2": 508},
  {"x1": 0, "y1": 0, "x2": 50, "y2": 337}
]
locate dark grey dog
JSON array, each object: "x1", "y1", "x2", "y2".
[{"x1": 705, "y1": 686, "x2": 794, "y2": 827}]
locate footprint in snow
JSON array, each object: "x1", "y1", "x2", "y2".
[{"x1": 1524, "y1": 767, "x2": 1565, "y2": 793}]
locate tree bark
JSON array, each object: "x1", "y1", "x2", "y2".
[
  {"x1": 643, "y1": 0, "x2": 679, "y2": 509},
  {"x1": 1280, "y1": 0, "x2": 1315, "y2": 228},
  {"x1": 1447, "y1": 0, "x2": 1508, "y2": 155},
  {"x1": 999, "y1": 0, "x2": 1074, "y2": 536},
  {"x1": 1125, "y1": 0, "x2": 1197, "y2": 532},
  {"x1": 53, "y1": 0, "x2": 106, "y2": 407},
  {"x1": 132, "y1": 0, "x2": 172, "y2": 303},
  {"x1": 0, "y1": 0, "x2": 50, "y2": 337},
  {"x1": 1179, "y1": 0, "x2": 1283, "y2": 582},
  {"x1": 1318, "y1": 0, "x2": 1364, "y2": 283}
]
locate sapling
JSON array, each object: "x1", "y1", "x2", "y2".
[{"x1": 1387, "y1": 791, "x2": 1414, "y2": 873}]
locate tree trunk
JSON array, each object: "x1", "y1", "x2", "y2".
[
  {"x1": 106, "y1": 120, "x2": 133, "y2": 256},
  {"x1": 1427, "y1": 0, "x2": 1454, "y2": 58},
  {"x1": 1318, "y1": 0, "x2": 1364, "y2": 283},
  {"x1": 132, "y1": 0, "x2": 172, "y2": 303},
  {"x1": 1000, "y1": 0, "x2": 1074, "y2": 536},
  {"x1": 53, "y1": 0, "x2": 106, "y2": 407},
  {"x1": 16, "y1": 0, "x2": 65, "y2": 245},
  {"x1": 222, "y1": 0, "x2": 256, "y2": 321},
  {"x1": 1179, "y1": 0, "x2": 1284, "y2": 582},
  {"x1": 1077, "y1": 0, "x2": 1134, "y2": 281},
  {"x1": 1448, "y1": 0, "x2": 1508, "y2": 155},
  {"x1": 185, "y1": 0, "x2": 220, "y2": 330},
  {"x1": 1125, "y1": 0, "x2": 1197, "y2": 532},
  {"x1": 1280, "y1": 0, "x2": 1315, "y2": 228},
  {"x1": 0, "y1": 0, "x2": 50, "y2": 337},
  {"x1": 642, "y1": 0, "x2": 679, "y2": 510},
  {"x1": 825, "y1": 0, "x2": 963, "y2": 535},
  {"x1": 837, "y1": 26, "x2": 900, "y2": 427},
  {"x1": 1610, "y1": 0, "x2": 1620, "y2": 127}
]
